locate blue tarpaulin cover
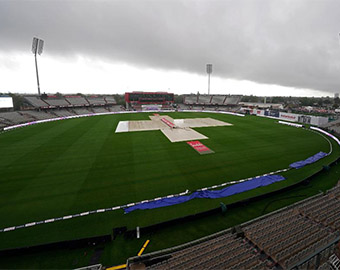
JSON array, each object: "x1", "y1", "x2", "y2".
[
  {"x1": 289, "y1": 151, "x2": 327, "y2": 169},
  {"x1": 124, "y1": 174, "x2": 285, "y2": 213}
]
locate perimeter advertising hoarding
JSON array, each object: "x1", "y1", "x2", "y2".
[
  {"x1": 279, "y1": 112, "x2": 299, "y2": 122},
  {"x1": 279, "y1": 112, "x2": 328, "y2": 126},
  {"x1": 0, "y1": 97, "x2": 13, "y2": 108},
  {"x1": 251, "y1": 109, "x2": 265, "y2": 115}
]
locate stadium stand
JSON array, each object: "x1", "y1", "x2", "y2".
[
  {"x1": 21, "y1": 110, "x2": 55, "y2": 120},
  {"x1": 0, "y1": 116, "x2": 13, "y2": 126},
  {"x1": 192, "y1": 106, "x2": 203, "y2": 110},
  {"x1": 0, "y1": 95, "x2": 119, "y2": 129},
  {"x1": 73, "y1": 108, "x2": 92, "y2": 115},
  {"x1": 329, "y1": 126, "x2": 340, "y2": 135},
  {"x1": 320, "y1": 118, "x2": 340, "y2": 129},
  {"x1": 184, "y1": 95, "x2": 198, "y2": 104},
  {"x1": 161, "y1": 104, "x2": 173, "y2": 110},
  {"x1": 104, "y1": 96, "x2": 117, "y2": 104},
  {"x1": 178, "y1": 104, "x2": 191, "y2": 110},
  {"x1": 184, "y1": 95, "x2": 242, "y2": 106},
  {"x1": 24, "y1": 95, "x2": 116, "y2": 109},
  {"x1": 211, "y1": 95, "x2": 226, "y2": 104},
  {"x1": 24, "y1": 96, "x2": 49, "y2": 108},
  {"x1": 87, "y1": 96, "x2": 106, "y2": 105},
  {"x1": 225, "y1": 95, "x2": 242, "y2": 105},
  {"x1": 65, "y1": 96, "x2": 89, "y2": 106},
  {"x1": 127, "y1": 182, "x2": 340, "y2": 270},
  {"x1": 198, "y1": 95, "x2": 212, "y2": 104},
  {"x1": 92, "y1": 107, "x2": 109, "y2": 113},
  {"x1": 44, "y1": 97, "x2": 70, "y2": 107},
  {"x1": 52, "y1": 109, "x2": 75, "y2": 117},
  {"x1": 0, "y1": 112, "x2": 32, "y2": 124},
  {"x1": 0, "y1": 122, "x2": 7, "y2": 128},
  {"x1": 107, "y1": 105, "x2": 124, "y2": 112}
]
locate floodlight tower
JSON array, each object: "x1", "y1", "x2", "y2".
[
  {"x1": 206, "y1": 64, "x2": 212, "y2": 95},
  {"x1": 32, "y1": 37, "x2": 44, "y2": 96}
]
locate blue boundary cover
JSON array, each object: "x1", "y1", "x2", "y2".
[
  {"x1": 124, "y1": 174, "x2": 285, "y2": 213},
  {"x1": 289, "y1": 151, "x2": 327, "y2": 169}
]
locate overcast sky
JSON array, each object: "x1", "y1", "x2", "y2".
[{"x1": 1, "y1": 0, "x2": 340, "y2": 97}]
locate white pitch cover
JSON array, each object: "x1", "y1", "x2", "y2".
[{"x1": 115, "y1": 121, "x2": 129, "y2": 133}]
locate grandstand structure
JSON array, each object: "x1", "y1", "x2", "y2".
[
  {"x1": 0, "y1": 93, "x2": 245, "y2": 129},
  {"x1": 0, "y1": 95, "x2": 122, "y2": 129},
  {"x1": 24, "y1": 95, "x2": 117, "y2": 108},
  {"x1": 183, "y1": 94, "x2": 242, "y2": 112},
  {"x1": 323, "y1": 118, "x2": 340, "y2": 137},
  {"x1": 125, "y1": 92, "x2": 174, "y2": 111},
  {"x1": 127, "y1": 183, "x2": 340, "y2": 270}
]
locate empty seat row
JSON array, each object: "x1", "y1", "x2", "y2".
[
  {"x1": 250, "y1": 215, "x2": 306, "y2": 241},
  {"x1": 255, "y1": 220, "x2": 312, "y2": 250},
  {"x1": 169, "y1": 238, "x2": 243, "y2": 269},
  {"x1": 283, "y1": 232, "x2": 339, "y2": 269},
  {"x1": 24, "y1": 96, "x2": 49, "y2": 107},
  {"x1": 0, "y1": 112, "x2": 30, "y2": 124},
  {"x1": 45, "y1": 98, "x2": 69, "y2": 106},
  {"x1": 87, "y1": 97, "x2": 106, "y2": 105},
  {"x1": 24, "y1": 110, "x2": 57, "y2": 120}
]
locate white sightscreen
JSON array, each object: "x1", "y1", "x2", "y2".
[{"x1": 0, "y1": 97, "x2": 14, "y2": 108}]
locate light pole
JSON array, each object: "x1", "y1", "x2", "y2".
[
  {"x1": 206, "y1": 64, "x2": 212, "y2": 95},
  {"x1": 32, "y1": 37, "x2": 44, "y2": 96}
]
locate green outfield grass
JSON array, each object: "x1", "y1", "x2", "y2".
[{"x1": 0, "y1": 112, "x2": 339, "y2": 262}]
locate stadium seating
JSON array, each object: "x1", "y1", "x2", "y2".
[
  {"x1": 104, "y1": 96, "x2": 117, "y2": 104},
  {"x1": 198, "y1": 95, "x2": 212, "y2": 104},
  {"x1": 224, "y1": 96, "x2": 242, "y2": 105},
  {"x1": 24, "y1": 96, "x2": 49, "y2": 108},
  {"x1": 0, "y1": 112, "x2": 32, "y2": 124},
  {"x1": 143, "y1": 232, "x2": 266, "y2": 270},
  {"x1": 73, "y1": 108, "x2": 92, "y2": 115},
  {"x1": 65, "y1": 96, "x2": 89, "y2": 106},
  {"x1": 106, "y1": 105, "x2": 124, "y2": 112},
  {"x1": 127, "y1": 182, "x2": 340, "y2": 270},
  {"x1": 184, "y1": 95, "x2": 242, "y2": 106},
  {"x1": 52, "y1": 109, "x2": 75, "y2": 117},
  {"x1": 184, "y1": 96, "x2": 198, "y2": 104},
  {"x1": 45, "y1": 98, "x2": 70, "y2": 107},
  {"x1": 20, "y1": 110, "x2": 55, "y2": 120},
  {"x1": 87, "y1": 96, "x2": 106, "y2": 105},
  {"x1": 211, "y1": 95, "x2": 226, "y2": 104},
  {"x1": 92, "y1": 107, "x2": 109, "y2": 113},
  {"x1": 24, "y1": 95, "x2": 117, "y2": 108},
  {"x1": 178, "y1": 104, "x2": 191, "y2": 110}
]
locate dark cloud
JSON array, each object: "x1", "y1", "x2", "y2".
[{"x1": 1, "y1": 0, "x2": 340, "y2": 93}]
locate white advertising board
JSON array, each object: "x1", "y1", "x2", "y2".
[
  {"x1": 0, "y1": 97, "x2": 13, "y2": 108},
  {"x1": 279, "y1": 112, "x2": 299, "y2": 122}
]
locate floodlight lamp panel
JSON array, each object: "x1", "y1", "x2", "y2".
[
  {"x1": 38, "y1": 39, "x2": 44, "y2": 55},
  {"x1": 206, "y1": 64, "x2": 212, "y2": 74},
  {"x1": 32, "y1": 37, "x2": 38, "y2": 54}
]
